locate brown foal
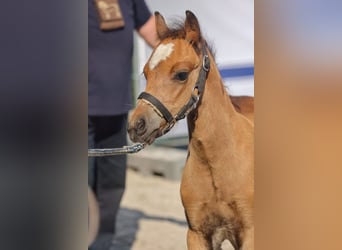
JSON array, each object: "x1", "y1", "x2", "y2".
[{"x1": 128, "y1": 11, "x2": 254, "y2": 250}]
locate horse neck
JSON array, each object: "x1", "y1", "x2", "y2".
[{"x1": 187, "y1": 56, "x2": 238, "y2": 159}]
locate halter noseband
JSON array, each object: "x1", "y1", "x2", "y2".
[{"x1": 137, "y1": 44, "x2": 210, "y2": 135}]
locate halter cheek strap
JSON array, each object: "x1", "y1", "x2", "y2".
[{"x1": 137, "y1": 44, "x2": 210, "y2": 135}]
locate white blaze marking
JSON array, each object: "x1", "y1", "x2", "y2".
[{"x1": 149, "y1": 43, "x2": 174, "y2": 70}]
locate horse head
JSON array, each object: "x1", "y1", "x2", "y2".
[{"x1": 128, "y1": 11, "x2": 209, "y2": 144}]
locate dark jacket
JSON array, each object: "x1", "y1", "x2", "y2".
[{"x1": 88, "y1": 0, "x2": 151, "y2": 115}]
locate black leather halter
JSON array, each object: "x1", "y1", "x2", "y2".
[{"x1": 137, "y1": 44, "x2": 210, "y2": 135}]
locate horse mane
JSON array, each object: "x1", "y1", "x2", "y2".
[
  {"x1": 158, "y1": 18, "x2": 186, "y2": 40},
  {"x1": 159, "y1": 17, "x2": 216, "y2": 58}
]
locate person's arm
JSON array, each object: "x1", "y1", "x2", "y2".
[{"x1": 137, "y1": 15, "x2": 159, "y2": 48}]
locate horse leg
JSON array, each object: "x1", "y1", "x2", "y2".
[
  {"x1": 187, "y1": 229, "x2": 209, "y2": 250},
  {"x1": 240, "y1": 226, "x2": 254, "y2": 250}
]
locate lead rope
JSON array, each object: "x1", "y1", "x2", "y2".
[{"x1": 88, "y1": 143, "x2": 146, "y2": 157}]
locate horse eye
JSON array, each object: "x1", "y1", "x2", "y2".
[{"x1": 175, "y1": 71, "x2": 189, "y2": 81}]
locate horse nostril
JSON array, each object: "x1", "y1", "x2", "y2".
[{"x1": 136, "y1": 118, "x2": 146, "y2": 135}]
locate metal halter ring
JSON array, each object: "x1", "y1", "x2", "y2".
[{"x1": 202, "y1": 55, "x2": 210, "y2": 72}]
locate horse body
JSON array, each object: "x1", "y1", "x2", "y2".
[
  {"x1": 128, "y1": 11, "x2": 253, "y2": 249},
  {"x1": 181, "y1": 56, "x2": 254, "y2": 249}
]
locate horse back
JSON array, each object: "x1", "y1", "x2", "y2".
[{"x1": 230, "y1": 95, "x2": 254, "y2": 122}]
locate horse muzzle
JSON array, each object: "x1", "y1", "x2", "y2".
[{"x1": 127, "y1": 103, "x2": 164, "y2": 145}]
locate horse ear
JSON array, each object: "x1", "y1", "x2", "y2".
[
  {"x1": 185, "y1": 10, "x2": 201, "y2": 44},
  {"x1": 155, "y1": 11, "x2": 169, "y2": 39}
]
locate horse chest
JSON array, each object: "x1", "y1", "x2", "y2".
[
  {"x1": 181, "y1": 157, "x2": 239, "y2": 202},
  {"x1": 181, "y1": 157, "x2": 246, "y2": 248},
  {"x1": 184, "y1": 199, "x2": 244, "y2": 249}
]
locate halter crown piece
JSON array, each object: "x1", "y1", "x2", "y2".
[{"x1": 138, "y1": 44, "x2": 210, "y2": 135}]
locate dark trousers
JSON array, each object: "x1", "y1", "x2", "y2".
[{"x1": 88, "y1": 114, "x2": 128, "y2": 249}]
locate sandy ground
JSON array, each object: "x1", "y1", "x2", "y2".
[
  {"x1": 112, "y1": 169, "x2": 234, "y2": 250},
  {"x1": 113, "y1": 169, "x2": 187, "y2": 250}
]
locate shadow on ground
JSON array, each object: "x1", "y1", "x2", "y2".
[{"x1": 110, "y1": 207, "x2": 187, "y2": 250}]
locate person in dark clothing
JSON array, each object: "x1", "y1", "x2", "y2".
[{"x1": 88, "y1": 0, "x2": 158, "y2": 249}]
